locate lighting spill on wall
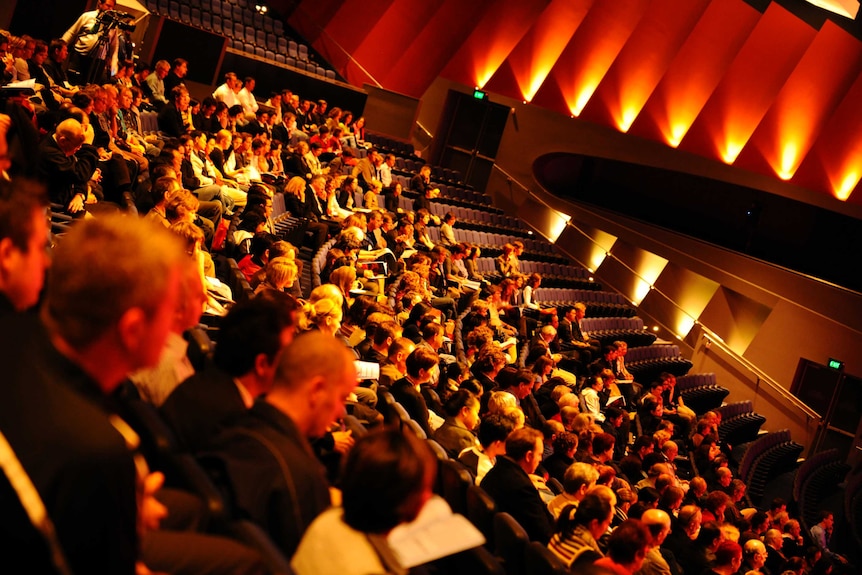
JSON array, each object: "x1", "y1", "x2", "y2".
[
  {"x1": 721, "y1": 141, "x2": 744, "y2": 164},
  {"x1": 834, "y1": 170, "x2": 859, "y2": 200},
  {"x1": 777, "y1": 142, "x2": 799, "y2": 180}
]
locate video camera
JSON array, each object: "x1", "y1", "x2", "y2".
[{"x1": 98, "y1": 9, "x2": 137, "y2": 33}]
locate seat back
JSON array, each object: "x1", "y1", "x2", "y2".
[{"x1": 524, "y1": 541, "x2": 569, "y2": 575}]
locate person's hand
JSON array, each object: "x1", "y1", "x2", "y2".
[
  {"x1": 139, "y1": 471, "x2": 168, "y2": 533},
  {"x1": 90, "y1": 168, "x2": 102, "y2": 183},
  {"x1": 68, "y1": 193, "x2": 85, "y2": 214},
  {"x1": 331, "y1": 430, "x2": 354, "y2": 455}
]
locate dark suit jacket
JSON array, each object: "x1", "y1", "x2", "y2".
[
  {"x1": 204, "y1": 400, "x2": 330, "y2": 558},
  {"x1": 558, "y1": 318, "x2": 576, "y2": 345},
  {"x1": 271, "y1": 123, "x2": 289, "y2": 144},
  {"x1": 160, "y1": 365, "x2": 247, "y2": 453},
  {"x1": 157, "y1": 104, "x2": 186, "y2": 138},
  {"x1": 36, "y1": 136, "x2": 99, "y2": 209},
  {"x1": 480, "y1": 456, "x2": 553, "y2": 544},
  {"x1": 0, "y1": 315, "x2": 138, "y2": 575},
  {"x1": 434, "y1": 418, "x2": 477, "y2": 458},
  {"x1": 391, "y1": 377, "x2": 431, "y2": 436},
  {"x1": 304, "y1": 190, "x2": 325, "y2": 221}
]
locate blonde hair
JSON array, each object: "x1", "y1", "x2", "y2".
[
  {"x1": 308, "y1": 283, "x2": 343, "y2": 306},
  {"x1": 487, "y1": 390, "x2": 517, "y2": 416},
  {"x1": 301, "y1": 296, "x2": 341, "y2": 332},
  {"x1": 266, "y1": 256, "x2": 298, "y2": 288},
  {"x1": 329, "y1": 265, "x2": 357, "y2": 297},
  {"x1": 285, "y1": 176, "x2": 306, "y2": 198}
]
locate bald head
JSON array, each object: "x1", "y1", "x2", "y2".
[
  {"x1": 743, "y1": 539, "x2": 766, "y2": 568},
  {"x1": 764, "y1": 529, "x2": 782, "y2": 549},
  {"x1": 641, "y1": 509, "x2": 672, "y2": 545},
  {"x1": 269, "y1": 331, "x2": 357, "y2": 437},
  {"x1": 55, "y1": 118, "x2": 85, "y2": 155}
]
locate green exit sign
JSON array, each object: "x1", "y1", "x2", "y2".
[{"x1": 828, "y1": 358, "x2": 844, "y2": 370}]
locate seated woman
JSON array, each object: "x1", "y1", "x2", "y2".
[
  {"x1": 433, "y1": 390, "x2": 481, "y2": 458},
  {"x1": 253, "y1": 256, "x2": 298, "y2": 296},
  {"x1": 391, "y1": 347, "x2": 440, "y2": 436},
  {"x1": 464, "y1": 245, "x2": 484, "y2": 282},
  {"x1": 291, "y1": 429, "x2": 437, "y2": 575},
  {"x1": 547, "y1": 487, "x2": 615, "y2": 569},
  {"x1": 383, "y1": 181, "x2": 403, "y2": 213}
]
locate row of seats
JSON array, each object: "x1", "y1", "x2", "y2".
[
  {"x1": 449, "y1": 229, "x2": 557, "y2": 258},
  {"x1": 625, "y1": 344, "x2": 694, "y2": 384},
  {"x1": 428, "y1": 202, "x2": 527, "y2": 234},
  {"x1": 532, "y1": 287, "x2": 635, "y2": 315},
  {"x1": 793, "y1": 449, "x2": 850, "y2": 538},
  {"x1": 145, "y1": 0, "x2": 340, "y2": 80},
  {"x1": 674, "y1": 373, "x2": 731, "y2": 415},
  {"x1": 578, "y1": 316, "x2": 657, "y2": 348},
  {"x1": 737, "y1": 430, "x2": 805, "y2": 507},
  {"x1": 364, "y1": 133, "x2": 416, "y2": 159}
]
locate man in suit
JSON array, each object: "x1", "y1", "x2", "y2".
[
  {"x1": 160, "y1": 292, "x2": 298, "y2": 453},
  {"x1": 563, "y1": 303, "x2": 601, "y2": 363},
  {"x1": 480, "y1": 427, "x2": 553, "y2": 543},
  {"x1": 352, "y1": 148, "x2": 382, "y2": 192},
  {"x1": 204, "y1": 331, "x2": 358, "y2": 558},
  {"x1": 0, "y1": 215, "x2": 185, "y2": 573},
  {"x1": 158, "y1": 84, "x2": 191, "y2": 138},
  {"x1": 36, "y1": 118, "x2": 100, "y2": 215}
]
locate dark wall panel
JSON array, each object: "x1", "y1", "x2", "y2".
[{"x1": 152, "y1": 19, "x2": 226, "y2": 86}]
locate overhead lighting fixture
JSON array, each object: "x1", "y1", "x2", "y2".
[
  {"x1": 804, "y1": 0, "x2": 859, "y2": 18},
  {"x1": 255, "y1": 3, "x2": 268, "y2": 14}
]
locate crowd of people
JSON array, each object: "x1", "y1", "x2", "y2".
[{"x1": 1, "y1": 5, "x2": 857, "y2": 575}]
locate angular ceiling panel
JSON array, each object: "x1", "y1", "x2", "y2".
[
  {"x1": 735, "y1": 20, "x2": 862, "y2": 182},
  {"x1": 383, "y1": 0, "x2": 493, "y2": 97},
  {"x1": 578, "y1": 0, "x2": 711, "y2": 132},
  {"x1": 440, "y1": 0, "x2": 551, "y2": 89},
  {"x1": 794, "y1": 71, "x2": 862, "y2": 204},
  {"x1": 679, "y1": 2, "x2": 817, "y2": 165},
  {"x1": 350, "y1": 0, "x2": 446, "y2": 87},
  {"x1": 498, "y1": 0, "x2": 594, "y2": 103},
  {"x1": 628, "y1": 0, "x2": 760, "y2": 147},
  {"x1": 549, "y1": 0, "x2": 651, "y2": 117}
]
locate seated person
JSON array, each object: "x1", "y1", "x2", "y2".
[
  {"x1": 202, "y1": 332, "x2": 357, "y2": 558},
  {"x1": 458, "y1": 414, "x2": 514, "y2": 485},
  {"x1": 480, "y1": 427, "x2": 553, "y2": 543},
  {"x1": 433, "y1": 389, "x2": 481, "y2": 458},
  {"x1": 291, "y1": 429, "x2": 437, "y2": 575}
]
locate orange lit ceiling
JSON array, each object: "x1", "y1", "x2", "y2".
[{"x1": 285, "y1": 0, "x2": 862, "y2": 205}]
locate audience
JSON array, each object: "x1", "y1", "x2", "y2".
[{"x1": 0, "y1": 17, "x2": 856, "y2": 574}]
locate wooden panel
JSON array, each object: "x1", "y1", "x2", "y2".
[
  {"x1": 384, "y1": 0, "x2": 493, "y2": 97},
  {"x1": 440, "y1": 0, "x2": 550, "y2": 90},
  {"x1": 579, "y1": 0, "x2": 710, "y2": 131},
  {"x1": 679, "y1": 2, "x2": 816, "y2": 165},
  {"x1": 794, "y1": 72, "x2": 862, "y2": 205},
  {"x1": 494, "y1": 0, "x2": 594, "y2": 103},
  {"x1": 550, "y1": 0, "x2": 651, "y2": 117},
  {"x1": 736, "y1": 20, "x2": 862, "y2": 182},
  {"x1": 629, "y1": 0, "x2": 760, "y2": 146}
]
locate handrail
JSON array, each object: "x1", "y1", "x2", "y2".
[
  {"x1": 489, "y1": 163, "x2": 822, "y2": 423},
  {"x1": 696, "y1": 324, "x2": 820, "y2": 421}
]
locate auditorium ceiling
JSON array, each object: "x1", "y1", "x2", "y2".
[{"x1": 276, "y1": 0, "x2": 862, "y2": 210}]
